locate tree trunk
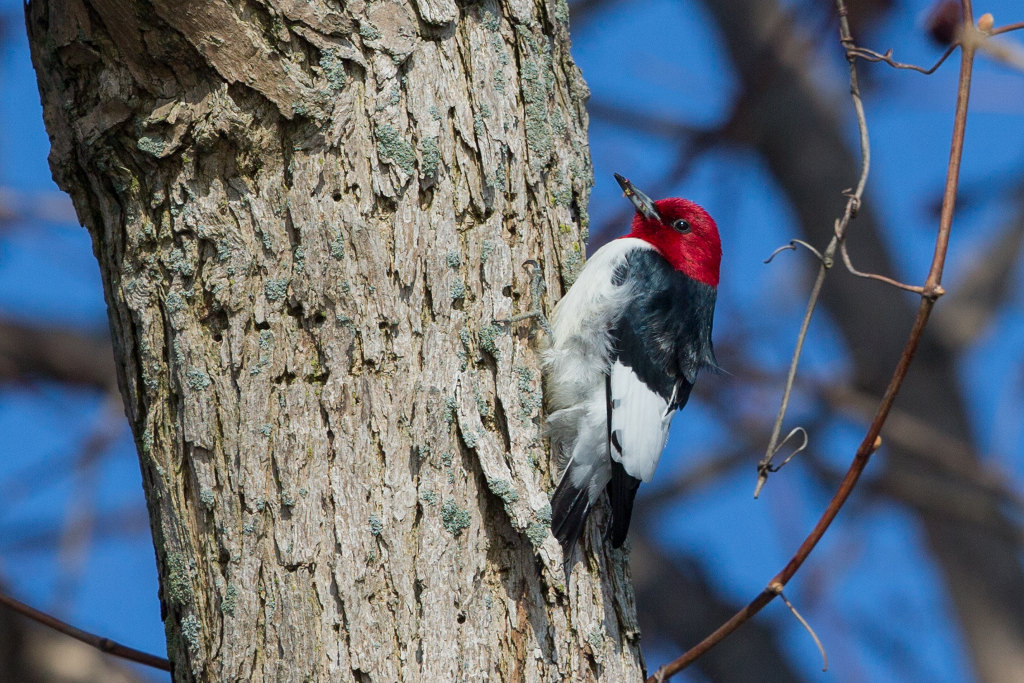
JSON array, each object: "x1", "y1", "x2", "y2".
[{"x1": 27, "y1": 1, "x2": 643, "y2": 679}]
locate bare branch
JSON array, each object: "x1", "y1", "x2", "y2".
[
  {"x1": 648, "y1": 0, "x2": 982, "y2": 677},
  {"x1": 756, "y1": 0, "x2": 872, "y2": 495},
  {"x1": 0, "y1": 590, "x2": 170, "y2": 671},
  {"x1": 0, "y1": 319, "x2": 117, "y2": 390},
  {"x1": 991, "y1": 21, "x2": 1024, "y2": 36},
  {"x1": 846, "y1": 43, "x2": 958, "y2": 74},
  {"x1": 838, "y1": 240, "x2": 928, "y2": 295}
]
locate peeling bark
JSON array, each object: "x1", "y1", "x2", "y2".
[{"x1": 27, "y1": 0, "x2": 644, "y2": 679}]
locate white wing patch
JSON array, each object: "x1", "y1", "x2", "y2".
[{"x1": 609, "y1": 360, "x2": 674, "y2": 483}]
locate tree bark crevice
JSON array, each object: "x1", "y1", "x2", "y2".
[{"x1": 28, "y1": 0, "x2": 639, "y2": 679}]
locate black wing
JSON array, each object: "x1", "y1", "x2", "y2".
[{"x1": 605, "y1": 248, "x2": 717, "y2": 547}]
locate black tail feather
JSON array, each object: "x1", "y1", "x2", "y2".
[
  {"x1": 606, "y1": 459, "x2": 641, "y2": 547},
  {"x1": 550, "y1": 468, "x2": 591, "y2": 573}
]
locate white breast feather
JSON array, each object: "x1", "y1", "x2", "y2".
[
  {"x1": 543, "y1": 238, "x2": 654, "y2": 413},
  {"x1": 543, "y1": 238, "x2": 657, "y2": 487}
]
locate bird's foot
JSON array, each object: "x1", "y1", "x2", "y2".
[{"x1": 494, "y1": 260, "x2": 553, "y2": 339}]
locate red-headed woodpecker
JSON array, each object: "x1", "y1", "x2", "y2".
[{"x1": 544, "y1": 174, "x2": 721, "y2": 568}]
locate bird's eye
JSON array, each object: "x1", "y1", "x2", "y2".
[{"x1": 672, "y1": 219, "x2": 692, "y2": 234}]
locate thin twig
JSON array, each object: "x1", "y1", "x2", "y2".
[
  {"x1": 647, "y1": 1, "x2": 978, "y2": 679},
  {"x1": 754, "y1": 256, "x2": 830, "y2": 499},
  {"x1": 991, "y1": 21, "x2": 1024, "y2": 36},
  {"x1": 847, "y1": 43, "x2": 958, "y2": 74},
  {"x1": 766, "y1": 427, "x2": 809, "y2": 472},
  {"x1": 755, "y1": 427, "x2": 808, "y2": 497},
  {"x1": 0, "y1": 590, "x2": 171, "y2": 671},
  {"x1": 777, "y1": 588, "x2": 828, "y2": 672},
  {"x1": 763, "y1": 240, "x2": 824, "y2": 264},
  {"x1": 838, "y1": 240, "x2": 927, "y2": 295},
  {"x1": 756, "y1": 1, "x2": 871, "y2": 497}
]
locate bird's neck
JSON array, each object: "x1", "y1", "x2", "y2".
[{"x1": 623, "y1": 232, "x2": 720, "y2": 287}]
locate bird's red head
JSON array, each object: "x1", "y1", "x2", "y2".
[{"x1": 615, "y1": 174, "x2": 721, "y2": 287}]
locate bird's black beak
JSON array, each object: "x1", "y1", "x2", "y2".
[{"x1": 614, "y1": 173, "x2": 661, "y2": 221}]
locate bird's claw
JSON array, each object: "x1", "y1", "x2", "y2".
[{"x1": 492, "y1": 259, "x2": 553, "y2": 339}]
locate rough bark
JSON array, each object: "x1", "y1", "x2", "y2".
[{"x1": 27, "y1": 1, "x2": 644, "y2": 680}]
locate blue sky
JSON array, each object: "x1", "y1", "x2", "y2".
[
  {"x1": 575, "y1": 1, "x2": 1023, "y2": 679},
  {"x1": 1, "y1": 1, "x2": 1022, "y2": 680}
]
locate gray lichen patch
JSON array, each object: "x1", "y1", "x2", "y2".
[
  {"x1": 369, "y1": 513, "x2": 384, "y2": 536},
  {"x1": 472, "y1": 105, "x2": 492, "y2": 140},
  {"x1": 533, "y1": 503, "x2": 552, "y2": 525},
  {"x1": 359, "y1": 21, "x2": 382, "y2": 41},
  {"x1": 487, "y1": 478, "x2": 519, "y2": 505},
  {"x1": 440, "y1": 498, "x2": 471, "y2": 535},
  {"x1": 199, "y1": 488, "x2": 215, "y2": 508},
  {"x1": 186, "y1": 368, "x2": 212, "y2": 390},
  {"x1": 421, "y1": 137, "x2": 440, "y2": 178},
  {"x1": 480, "y1": 239, "x2": 495, "y2": 263},
  {"x1": 180, "y1": 614, "x2": 203, "y2": 674},
  {"x1": 477, "y1": 323, "x2": 501, "y2": 357},
  {"x1": 450, "y1": 280, "x2": 466, "y2": 300},
  {"x1": 481, "y1": 5, "x2": 500, "y2": 31},
  {"x1": 550, "y1": 177, "x2": 572, "y2": 208},
  {"x1": 166, "y1": 553, "x2": 194, "y2": 606},
  {"x1": 487, "y1": 478, "x2": 520, "y2": 516},
  {"x1": 221, "y1": 584, "x2": 238, "y2": 616},
  {"x1": 514, "y1": 365, "x2": 542, "y2": 419},
  {"x1": 166, "y1": 291, "x2": 186, "y2": 313},
  {"x1": 552, "y1": 0, "x2": 570, "y2": 24},
  {"x1": 586, "y1": 627, "x2": 604, "y2": 653},
  {"x1": 525, "y1": 521, "x2": 548, "y2": 547},
  {"x1": 520, "y1": 58, "x2": 552, "y2": 167},
  {"x1": 329, "y1": 230, "x2": 346, "y2": 260},
  {"x1": 137, "y1": 135, "x2": 167, "y2": 157},
  {"x1": 562, "y1": 244, "x2": 583, "y2": 289},
  {"x1": 375, "y1": 123, "x2": 416, "y2": 174},
  {"x1": 474, "y1": 384, "x2": 491, "y2": 419},
  {"x1": 264, "y1": 278, "x2": 291, "y2": 302},
  {"x1": 457, "y1": 328, "x2": 472, "y2": 370},
  {"x1": 319, "y1": 48, "x2": 347, "y2": 92},
  {"x1": 443, "y1": 397, "x2": 458, "y2": 425},
  {"x1": 165, "y1": 247, "x2": 196, "y2": 278}
]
